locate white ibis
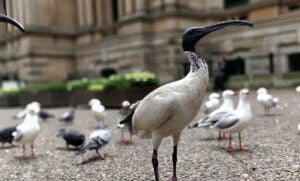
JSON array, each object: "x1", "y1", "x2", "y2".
[
  {"x1": 256, "y1": 87, "x2": 279, "y2": 116},
  {"x1": 89, "y1": 98, "x2": 107, "y2": 127},
  {"x1": 119, "y1": 20, "x2": 253, "y2": 180},
  {"x1": 203, "y1": 92, "x2": 220, "y2": 114},
  {"x1": 190, "y1": 89, "x2": 237, "y2": 139},
  {"x1": 212, "y1": 89, "x2": 252, "y2": 151},
  {"x1": 12, "y1": 102, "x2": 41, "y2": 159}
]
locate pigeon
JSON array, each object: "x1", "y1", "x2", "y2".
[
  {"x1": 59, "y1": 109, "x2": 75, "y2": 123},
  {"x1": 38, "y1": 110, "x2": 55, "y2": 121},
  {"x1": 211, "y1": 89, "x2": 252, "y2": 151},
  {"x1": 88, "y1": 99, "x2": 107, "y2": 127},
  {"x1": 76, "y1": 127, "x2": 111, "y2": 159},
  {"x1": 12, "y1": 103, "x2": 41, "y2": 158},
  {"x1": 117, "y1": 100, "x2": 133, "y2": 144},
  {"x1": 0, "y1": 126, "x2": 17, "y2": 147},
  {"x1": 57, "y1": 129, "x2": 85, "y2": 149},
  {"x1": 203, "y1": 92, "x2": 220, "y2": 114},
  {"x1": 256, "y1": 87, "x2": 279, "y2": 116}
]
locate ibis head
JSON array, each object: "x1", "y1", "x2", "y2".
[
  {"x1": 182, "y1": 20, "x2": 253, "y2": 52},
  {"x1": 0, "y1": 14, "x2": 25, "y2": 32}
]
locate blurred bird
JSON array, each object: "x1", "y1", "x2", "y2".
[
  {"x1": 12, "y1": 103, "x2": 41, "y2": 159},
  {"x1": 38, "y1": 110, "x2": 55, "y2": 121},
  {"x1": 57, "y1": 129, "x2": 85, "y2": 149},
  {"x1": 203, "y1": 92, "x2": 220, "y2": 114},
  {"x1": 0, "y1": 126, "x2": 17, "y2": 147},
  {"x1": 13, "y1": 102, "x2": 41, "y2": 120},
  {"x1": 76, "y1": 126, "x2": 111, "y2": 159},
  {"x1": 189, "y1": 90, "x2": 236, "y2": 139},
  {"x1": 295, "y1": 86, "x2": 300, "y2": 93},
  {"x1": 211, "y1": 89, "x2": 252, "y2": 151},
  {"x1": 59, "y1": 109, "x2": 75, "y2": 123},
  {"x1": 256, "y1": 87, "x2": 279, "y2": 116},
  {"x1": 119, "y1": 20, "x2": 253, "y2": 181},
  {"x1": 88, "y1": 99, "x2": 107, "y2": 128},
  {"x1": 117, "y1": 100, "x2": 133, "y2": 144}
]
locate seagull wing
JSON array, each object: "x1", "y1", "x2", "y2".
[{"x1": 212, "y1": 113, "x2": 239, "y2": 129}]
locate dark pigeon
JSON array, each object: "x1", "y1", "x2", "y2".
[
  {"x1": 0, "y1": 126, "x2": 17, "y2": 147},
  {"x1": 57, "y1": 129, "x2": 85, "y2": 149},
  {"x1": 59, "y1": 109, "x2": 74, "y2": 123},
  {"x1": 39, "y1": 110, "x2": 55, "y2": 121}
]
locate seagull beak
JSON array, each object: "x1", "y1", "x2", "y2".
[
  {"x1": 245, "y1": 90, "x2": 250, "y2": 95},
  {"x1": 0, "y1": 14, "x2": 25, "y2": 32},
  {"x1": 233, "y1": 92, "x2": 238, "y2": 96}
]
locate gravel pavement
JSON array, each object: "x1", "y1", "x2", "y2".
[{"x1": 0, "y1": 89, "x2": 299, "y2": 180}]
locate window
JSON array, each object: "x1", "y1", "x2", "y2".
[
  {"x1": 288, "y1": 53, "x2": 300, "y2": 72},
  {"x1": 224, "y1": 0, "x2": 249, "y2": 9}
]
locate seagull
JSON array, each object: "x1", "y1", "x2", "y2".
[
  {"x1": 295, "y1": 86, "x2": 300, "y2": 93},
  {"x1": 76, "y1": 127, "x2": 111, "y2": 159},
  {"x1": 203, "y1": 92, "x2": 221, "y2": 114},
  {"x1": 256, "y1": 87, "x2": 279, "y2": 116},
  {"x1": 12, "y1": 103, "x2": 41, "y2": 159},
  {"x1": 13, "y1": 102, "x2": 41, "y2": 120},
  {"x1": 57, "y1": 129, "x2": 85, "y2": 149},
  {"x1": 88, "y1": 99, "x2": 107, "y2": 127},
  {"x1": 119, "y1": 20, "x2": 253, "y2": 181},
  {"x1": 59, "y1": 109, "x2": 75, "y2": 123},
  {"x1": 0, "y1": 126, "x2": 17, "y2": 147},
  {"x1": 211, "y1": 89, "x2": 252, "y2": 151},
  {"x1": 189, "y1": 90, "x2": 236, "y2": 139},
  {"x1": 38, "y1": 110, "x2": 55, "y2": 121},
  {"x1": 117, "y1": 100, "x2": 133, "y2": 144}
]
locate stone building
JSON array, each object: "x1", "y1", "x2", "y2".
[{"x1": 0, "y1": 0, "x2": 300, "y2": 85}]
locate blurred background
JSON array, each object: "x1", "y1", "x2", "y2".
[{"x1": 0, "y1": 0, "x2": 300, "y2": 89}]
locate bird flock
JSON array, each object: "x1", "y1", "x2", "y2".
[{"x1": 2, "y1": 14, "x2": 299, "y2": 180}]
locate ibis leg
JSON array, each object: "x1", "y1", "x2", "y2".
[{"x1": 152, "y1": 149, "x2": 159, "y2": 181}]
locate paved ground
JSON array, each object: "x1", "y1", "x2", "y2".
[{"x1": 0, "y1": 88, "x2": 299, "y2": 180}]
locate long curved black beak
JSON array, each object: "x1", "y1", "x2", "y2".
[
  {"x1": 0, "y1": 14, "x2": 25, "y2": 32},
  {"x1": 195, "y1": 20, "x2": 253, "y2": 40}
]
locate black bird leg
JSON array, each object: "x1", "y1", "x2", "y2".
[
  {"x1": 152, "y1": 149, "x2": 159, "y2": 181},
  {"x1": 172, "y1": 146, "x2": 177, "y2": 181}
]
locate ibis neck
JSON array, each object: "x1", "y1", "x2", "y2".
[{"x1": 184, "y1": 51, "x2": 207, "y2": 73}]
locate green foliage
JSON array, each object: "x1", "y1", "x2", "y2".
[{"x1": 0, "y1": 71, "x2": 159, "y2": 96}]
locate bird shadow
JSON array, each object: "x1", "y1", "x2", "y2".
[
  {"x1": 56, "y1": 147, "x2": 80, "y2": 152},
  {"x1": 199, "y1": 137, "x2": 217, "y2": 141},
  {"x1": 117, "y1": 140, "x2": 135, "y2": 145},
  {"x1": 259, "y1": 113, "x2": 280, "y2": 117},
  {"x1": 77, "y1": 154, "x2": 109, "y2": 165},
  {"x1": 0, "y1": 144, "x2": 18, "y2": 149},
  {"x1": 215, "y1": 145, "x2": 253, "y2": 154},
  {"x1": 13, "y1": 154, "x2": 46, "y2": 161}
]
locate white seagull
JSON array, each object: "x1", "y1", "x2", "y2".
[
  {"x1": 12, "y1": 102, "x2": 41, "y2": 159},
  {"x1": 76, "y1": 127, "x2": 111, "y2": 159},
  {"x1": 190, "y1": 89, "x2": 237, "y2": 139},
  {"x1": 13, "y1": 102, "x2": 41, "y2": 120},
  {"x1": 256, "y1": 87, "x2": 279, "y2": 116},
  {"x1": 203, "y1": 92, "x2": 221, "y2": 114},
  {"x1": 119, "y1": 20, "x2": 253, "y2": 181},
  {"x1": 89, "y1": 99, "x2": 107, "y2": 127},
  {"x1": 295, "y1": 86, "x2": 300, "y2": 93},
  {"x1": 212, "y1": 89, "x2": 252, "y2": 151}
]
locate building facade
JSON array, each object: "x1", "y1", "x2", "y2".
[{"x1": 0, "y1": 0, "x2": 300, "y2": 85}]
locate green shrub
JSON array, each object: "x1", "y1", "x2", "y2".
[
  {"x1": 25, "y1": 82, "x2": 67, "y2": 93},
  {"x1": 66, "y1": 78, "x2": 90, "y2": 91},
  {"x1": 125, "y1": 71, "x2": 159, "y2": 87}
]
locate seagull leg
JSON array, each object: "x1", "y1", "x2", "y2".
[
  {"x1": 222, "y1": 132, "x2": 227, "y2": 139},
  {"x1": 227, "y1": 134, "x2": 235, "y2": 151},
  {"x1": 238, "y1": 132, "x2": 247, "y2": 150},
  {"x1": 31, "y1": 144, "x2": 36, "y2": 158},
  {"x1": 152, "y1": 149, "x2": 159, "y2": 181},
  {"x1": 218, "y1": 131, "x2": 222, "y2": 140},
  {"x1": 22, "y1": 145, "x2": 26, "y2": 159}
]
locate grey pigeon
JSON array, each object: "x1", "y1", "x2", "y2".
[
  {"x1": 0, "y1": 126, "x2": 17, "y2": 147},
  {"x1": 59, "y1": 109, "x2": 74, "y2": 123}
]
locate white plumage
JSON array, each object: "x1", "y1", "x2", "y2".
[
  {"x1": 295, "y1": 86, "x2": 300, "y2": 93},
  {"x1": 203, "y1": 92, "x2": 220, "y2": 114},
  {"x1": 118, "y1": 20, "x2": 253, "y2": 181},
  {"x1": 89, "y1": 99, "x2": 107, "y2": 127},
  {"x1": 256, "y1": 87, "x2": 279, "y2": 116},
  {"x1": 212, "y1": 89, "x2": 252, "y2": 151},
  {"x1": 12, "y1": 102, "x2": 41, "y2": 158}
]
